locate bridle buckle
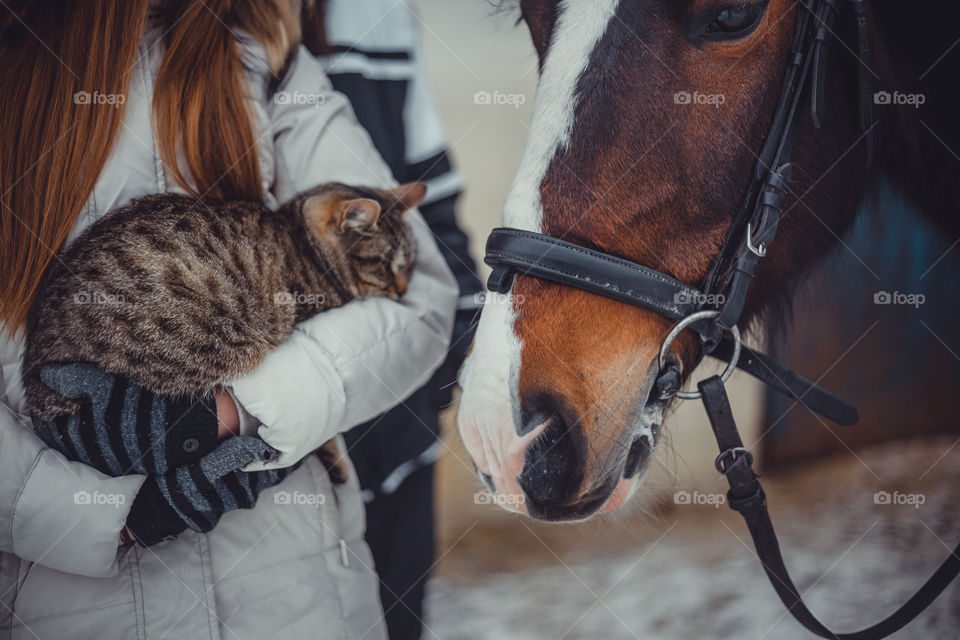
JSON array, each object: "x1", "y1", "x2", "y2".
[
  {"x1": 746, "y1": 223, "x2": 768, "y2": 257},
  {"x1": 715, "y1": 446, "x2": 754, "y2": 474}
]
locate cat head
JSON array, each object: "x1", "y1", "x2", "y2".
[{"x1": 300, "y1": 182, "x2": 424, "y2": 299}]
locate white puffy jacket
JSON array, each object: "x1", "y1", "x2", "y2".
[{"x1": 0, "y1": 19, "x2": 457, "y2": 640}]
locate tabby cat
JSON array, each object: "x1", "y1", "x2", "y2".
[{"x1": 25, "y1": 181, "x2": 422, "y2": 423}]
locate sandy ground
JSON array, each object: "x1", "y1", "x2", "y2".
[{"x1": 425, "y1": 436, "x2": 960, "y2": 639}]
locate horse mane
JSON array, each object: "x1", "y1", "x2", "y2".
[
  {"x1": 869, "y1": 2, "x2": 960, "y2": 239},
  {"x1": 758, "y1": 1, "x2": 960, "y2": 350}
]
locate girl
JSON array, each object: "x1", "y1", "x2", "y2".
[{"x1": 0, "y1": 1, "x2": 457, "y2": 638}]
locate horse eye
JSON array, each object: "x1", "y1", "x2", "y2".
[{"x1": 707, "y1": 4, "x2": 766, "y2": 37}]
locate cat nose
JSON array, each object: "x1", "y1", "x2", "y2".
[{"x1": 395, "y1": 276, "x2": 408, "y2": 296}]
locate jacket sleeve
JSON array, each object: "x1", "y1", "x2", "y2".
[
  {"x1": 0, "y1": 366, "x2": 144, "y2": 578},
  {"x1": 231, "y1": 47, "x2": 458, "y2": 470}
]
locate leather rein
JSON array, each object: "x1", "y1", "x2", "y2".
[{"x1": 483, "y1": 1, "x2": 959, "y2": 637}]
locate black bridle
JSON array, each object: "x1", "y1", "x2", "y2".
[{"x1": 483, "y1": 1, "x2": 959, "y2": 637}]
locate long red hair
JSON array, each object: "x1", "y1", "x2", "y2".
[{"x1": 0, "y1": 0, "x2": 301, "y2": 335}]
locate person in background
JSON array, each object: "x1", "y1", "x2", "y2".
[{"x1": 302, "y1": 1, "x2": 482, "y2": 638}]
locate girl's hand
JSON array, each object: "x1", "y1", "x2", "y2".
[
  {"x1": 36, "y1": 362, "x2": 220, "y2": 476},
  {"x1": 125, "y1": 435, "x2": 292, "y2": 547},
  {"x1": 214, "y1": 389, "x2": 241, "y2": 439}
]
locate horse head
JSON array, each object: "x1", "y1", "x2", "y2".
[{"x1": 457, "y1": 0, "x2": 960, "y2": 521}]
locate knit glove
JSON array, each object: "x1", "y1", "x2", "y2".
[
  {"x1": 33, "y1": 362, "x2": 219, "y2": 476},
  {"x1": 127, "y1": 435, "x2": 300, "y2": 546}
]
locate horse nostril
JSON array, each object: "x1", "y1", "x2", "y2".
[
  {"x1": 517, "y1": 405, "x2": 587, "y2": 512},
  {"x1": 517, "y1": 406, "x2": 552, "y2": 437},
  {"x1": 623, "y1": 436, "x2": 652, "y2": 479}
]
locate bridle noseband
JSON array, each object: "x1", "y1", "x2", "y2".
[{"x1": 482, "y1": 1, "x2": 959, "y2": 637}]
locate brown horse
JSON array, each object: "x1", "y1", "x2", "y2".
[{"x1": 458, "y1": 0, "x2": 960, "y2": 521}]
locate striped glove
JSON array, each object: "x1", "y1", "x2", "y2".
[
  {"x1": 33, "y1": 362, "x2": 219, "y2": 476},
  {"x1": 33, "y1": 362, "x2": 300, "y2": 546},
  {"x1": 126, "y1": 435, "x2": 300, "y2": 546}
]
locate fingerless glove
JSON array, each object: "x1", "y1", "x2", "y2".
[
  {"x1": 33, "y1": 362, "x2": 219, "y2": 475},
  {"x1": 126, "y1": 436, "x2": 300, "y2": 546}
]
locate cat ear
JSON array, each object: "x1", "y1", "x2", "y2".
[
  {"x1": 339, "y1": 198, "x2": 381, "y2": 232},
  {"x1": 385, "y1": 182, "x2": 427, "y2": 215}
]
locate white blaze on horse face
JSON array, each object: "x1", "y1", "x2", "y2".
[
  {"x1": 458, "y1": 0, "x2": 621, "y2": 506},
  {"x1": 502, "y1": 0, "x2": 622, "y2": 231},
  {"x1": 456, "y1": 294, "x2": 524, "y2": 486}
]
